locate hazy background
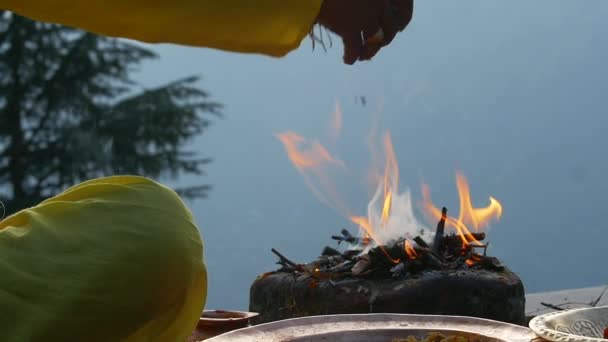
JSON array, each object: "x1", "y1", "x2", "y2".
[{"x1": 133, "y1": 1, "x2": 608, "y2": 310}]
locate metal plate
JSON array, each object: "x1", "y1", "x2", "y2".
[
  {"x1": 529, "y1": 306, "x2": 608, "y2": 342},
  {"x1": 206, "y1": 313, "x2": 537, "y2": 342}
]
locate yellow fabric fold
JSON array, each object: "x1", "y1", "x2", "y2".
[
  {"x1": 3, "y1": 0, "x2": 324, "y2": 57},
  {"x1": 0, "y1": 175, "x2": 206, "y2": 341}
]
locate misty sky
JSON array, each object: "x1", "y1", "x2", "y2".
[{"x1": 133, "y1": 1, "x2": 608, "y2": 310}]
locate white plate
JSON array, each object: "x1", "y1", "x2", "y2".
[
  {"x1": 529, "y1": 306, "x2": 608, "y2": 342},
  {"x1": 206, "y1": 313, "x2": 536, "y2": 342}
]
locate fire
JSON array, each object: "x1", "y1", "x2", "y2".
[
  {"x1": 466, "y1": 254, "x2": 483, "y2": 267},
  {"x1": 380, "y1": 133, "x2": 398, "y2": 227},
  {"x1": 382, "y1": 133, "x2": 399, "y2": 198},
  {"x1": 350, "y1": 216, "x2": 382, "y2": 246},
  {"x1": 276, "y1": 131, "x2": 350, "y2": 215},
  {"x1": 276, "y1": 131, "x2": 343, "y2": 170},
  {"x1": 422, "y1": 171, "x2": 503, "y2": 246},
  {"x1": 277, "y1": 101, "x2": 502, "y2": 263},
  {"x1": 350, "y1": 216, "x2": 400, "y2": 263},
  {"x1": 405, "y1": 240, "x2": 418, "y2": 260},
  {"x1": 381, "y1": 190, "x2": 392, "y2": 225},
  {"x1": 454, "y1": 173, "x2": 503, "y2": 231}
]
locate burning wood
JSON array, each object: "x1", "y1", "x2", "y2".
[
  {"x1": 267, "y1": 209, "x2": 504, "y2": 284},
  {"x1": 432, "y1": 207, "x2": 447, "y2": 254},
  {"x1": 252, "y1": 232, "x2": 524, "y2": 325},
  {"x1": 254, "y1": 190, "x2": 519, "y2": 325},
  {"x1": 331, "y1": 228, "x2": 363, "y2": 245}
]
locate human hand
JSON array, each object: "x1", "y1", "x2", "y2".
[{"x1": 316, "y1": 0, "x2": 414, "y2": 64}]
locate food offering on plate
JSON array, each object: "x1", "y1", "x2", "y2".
[{"x1": 393, "y1": 332, "x2": 483, "y2": 342}]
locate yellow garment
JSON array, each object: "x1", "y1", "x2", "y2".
[
  {"x1": 0, "y1": 176, "x2": 206, "y2": 341},
  {"x1": 2, "y1": 0, "x2": 324, "y2": 57}
]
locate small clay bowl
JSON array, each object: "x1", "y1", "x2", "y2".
[{"x1": 189, "y1": 310, "x2": 259, "y2": 341}]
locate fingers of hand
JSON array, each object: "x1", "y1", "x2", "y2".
[
  {"x1": 344, "y1": 29, "x2": 383, "y2": 63},
  {"x1": 379, "y1": 6, "x2": 399, "y2": 46},
  {"x1": 372, "y1": 0, "x2": 413, "y2": 52},
  {"x1": 358, "y1": 0, "x2": 402, "y2": 62},
  {"x1": 378, "y1": 0, "x2": 413, "y2": 46},
  {"x1": 342, "y1": 32, "x2": 363, "y2": 65},
  {"x1": 391, "y1": 0, "x2": 414, "y2": 31},
  {"x1": 360, "y1": 41, "x2": 382, "y2": 61},
  {"x1": 358, "y1": 14, "x2": 383, "y2": 61},
  {"x1": 336, "y1": 0, "x2": 414, "y2": 64}
]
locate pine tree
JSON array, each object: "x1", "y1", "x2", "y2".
[{"x1": 0, "y1": 12, "x2": 221, "y2": 214}]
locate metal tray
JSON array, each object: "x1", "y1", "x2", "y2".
[
  {"x1": 529, "y1": 306, "x2": 608, "y2": 342},
  {"x1": 206, "y1": 313, "x2": 537, "y2": 342}
]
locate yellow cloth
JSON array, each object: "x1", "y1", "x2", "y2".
[
  {"x1": 2, "y1": 0, "x2": 324, "y2": 57},
  {"x1": 0, "y1": 176, "x2": 206, "y2": 341}
]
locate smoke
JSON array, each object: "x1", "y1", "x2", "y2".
[{"x1": 359, "y1": 183, "x2": 433, "y2": 253}]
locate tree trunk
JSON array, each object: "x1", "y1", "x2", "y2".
[{"x1": 6, "y1": 17, "x2": 27, "y2": 203}]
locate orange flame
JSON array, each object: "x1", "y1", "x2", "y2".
[
  {"x1": 278, "y1": 102, "x2": 503, "y2": 265},
  {"x1": 350, "y1": 216, "x2": 400, "y2": 264},
  {"x1": 466, "y1": 254, "x2": 483, "y2": 267},
  {"x1": 422, "y1": 171, "x2": 503, "y2": 246},
  {"x1": 276, "y1": 131, "x2": 350, "y2": 215},
  {"x1": 380, "y1": 133, "x2": 399, "y2": 227},
  {"x1": 346, "y1": 131, "x2": 402, "y2": 264},
  {"x1": 454, "y1": 173, "x2": 503, "y2": 231},
  {"x1": 381, "y1": 190, "x2": 392, "y2": 225},
  {"x1": 405, "y1": 240, "x2": 418, "y2": 260},
  {"x1": 276, "y1": 131, "x2": 343, "y2": 170},
  {"x1": 276, "y1": 128, "x2": 397, "y2": 262}
]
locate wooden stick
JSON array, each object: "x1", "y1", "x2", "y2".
[
  {"x1": 432, "y1": 207, "x2": 447, "y2": 253},
  {"x1": 271, "y1": 248, "x2": 299, "y2": 269},
  {"x1": 331, "y1": 228, "x2": 360, "y2": 245},
  {"x1": 470, "y1": 243, "x2": 489, "y2": 256},
  {"x1": 328, "y1": 260, "x2": 354, "y2": 273},
  {"x1": 414, "y1": 236, "x2": 445, "y2": 263},
  {"x1": 442, "y1": 232, "x2": 486, "y2": 244},
  {"x1": 414, "y1": 246, "x2": 445, "y2": 269},
  {"x1": 413, "y1": 236, "x2": 430, "y2": 249},
  {"x1": 541, "y1": 302, "x2": 566, "y2": 311},
  {"x1": 591, "y1": 286, "x2": 608, "y2": 307},
  {"x1": 321, "y1": 246, "x2": 341, "y2": 256},
  {"x1": 331, "y1": 235, "x2": 360, "y2": 244}
]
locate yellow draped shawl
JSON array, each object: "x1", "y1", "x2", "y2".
[
  {"x1": 2, "y1": 0, "x2": 324, "y2": 57},
  {"x1": 0, "y1": 176, "x2": 206, "y2": 341}
]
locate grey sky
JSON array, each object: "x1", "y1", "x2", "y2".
[{"x1": 134, "y1": 1, "x2": 608, "y2": 309}]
